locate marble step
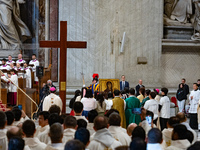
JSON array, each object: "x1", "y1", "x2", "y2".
[{"x1": 164, "y1": 26, "x2": 193, "y2": 40}]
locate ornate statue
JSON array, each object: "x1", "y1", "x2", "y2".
[
  {"x1": 0, "y1": 0, "x2": 31, "y2": 49},
  {"x1": 191, "y1": 0, "x2": 200, "y2": 40},
  {"x1": 164, "y1": 0, "x2": 177, "y2": 18},
  {"x1": 170, "y1": 0, "x2": 193, "y2": 23},
  {"x1": 164, "y1": 0, "x2": 193, "y2": 25}
]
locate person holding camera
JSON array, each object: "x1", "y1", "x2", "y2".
[{"x1": 40, "y1": 80, "x2": 56, "y2": 100}]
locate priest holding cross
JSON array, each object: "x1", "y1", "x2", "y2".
[{"x1": 40, "y1": 21, "x2": 87, "y2": 113}]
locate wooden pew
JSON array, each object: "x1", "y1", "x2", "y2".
[
  {"x1": 1, "y1": 89, "x2": 7, "y2": 105},
  {"x1": 17, "y1": 88, "x2": 37, "y2": 118}
]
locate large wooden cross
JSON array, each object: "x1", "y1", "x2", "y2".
[{"x1": 40, "y1": 21, "x2": 87, "y2": 113}]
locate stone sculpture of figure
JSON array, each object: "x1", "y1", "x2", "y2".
[
  {"x1": 191, "y1": 0, "x2": 200, "y2": 40},
  {"x1": 0, "y1": 0, "x2": 31, "y2": 49},
  {"x1": 170, "y1": 0, "x2": 193, "y2": 23},
  {"x1": 164, "y1": 0, "x2": 177, "y2": 18}
]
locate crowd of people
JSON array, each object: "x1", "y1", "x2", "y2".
[
  {"x1": 1, "y1": 74, "x2": 200, "y2": 150},
  {"x1": 0, "y1": 54, "x2": 39, "y2": 106}
]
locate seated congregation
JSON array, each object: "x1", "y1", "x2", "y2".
[{"x1": 1, "y1": 83, "x2": 200, "y2": 150}]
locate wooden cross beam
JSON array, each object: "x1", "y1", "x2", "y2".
[{"x1": 40, "y1": 21, "x2": 87, "y2": 113}]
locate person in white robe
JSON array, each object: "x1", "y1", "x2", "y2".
[
  {"x1": 7, "y1": 126, "x2": 31, "y2": 150},
  {"x1": 12, "y1": 109, "x2": 29, "y2": 127},
  {"x1": 7, "y1": 70, "x2": 18, "y2": 106},
  {"x1": 162, "y1": 116, "x2": 180, "y2": 147},
  {"x1": 73, "y1": 101, "x2": 88, "y2": 123},
  {"x1": 176, "y1": 112, "x2": 197, "y2": 144},
  {"x1": 5, "y1": 111, "x2": 15, "y2": 130},
  {"x1": 0, "y1": 58, "x2": 11, "y2": 70},
  {"x1": 0, "y1": 112, "x2": 8, "y2": 150},
  {"x1": 24, "y1": 62, "x2": 31, "y2": 88},
  {"x1": 87, "y1": 116, "x2": 121, "y2": 150},
  {"x1": 6, "y1": 55, "x2": 15, "y2": 65},
  {"x1": 22, "y1": 120, "x2": 47, "y2": 150},
  {"x1": 9, "y1": 63, "x2": 17, "y2": 71},
  {"x1": 16, "y1": 54, "x2": 26, "y2": 64},
  {"x1": 105, "y1": 92, "x2": 113, "y2": 111},
  {"x1": 147, "y1": 128, "x2": 163, "y2": 150},
  {"x1": 1, "y1": 71, "x2": 8, "y2": 89},
  {"x1": 87, "y1": 109, "x2": 98, "y2": 136},
  {"x1": 45, "y1": 123, "x2": 64, "y2": 150},
  {"x1": 43, "y1": 87, "x2": 63, "y2": 112},
  {"x1": 35, "y1": 111, "x2": 50, "y2": 138},
  {"x1": 38, "y1": 129, "x2": 50, "y2": 145},
  {"x1": 29, "y1": 54, "x2": 39, "y2": 83},
  {"x1": 144, "y1": 92, "x2": 159, "y2": 125},
  {"x1": 108, "y1": 113, "x2": 131, "y2": 146},
  {"x1": 16, "y1": 63, "x2": 24, "y2": 78},
  {"x1": 165, "y1": 124, "x2": 192, "y2": 150},
  {"x1": 127, "y1": 123, "x2": 137, "y2": 137},
  {"x1": 189, "y1": 83, "x2": 200, "y2": 130},
  {"x1": 62, "y1": 116, "x2": 77, "y2": 144}
]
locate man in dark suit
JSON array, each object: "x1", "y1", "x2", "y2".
[
  {"x1": 120, "y1": 75, "x2": 129, "y2": 91},
  {"x1": 135, "y1": 80, "x2": 145, "y2": 97}
]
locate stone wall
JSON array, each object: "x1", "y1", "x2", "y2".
[
  {"x1": 162, "y1": 46, "x2": 200, "y2": 90},
  {"x1": 59, "y1": 0, "x2": 163, "y2": 88}
]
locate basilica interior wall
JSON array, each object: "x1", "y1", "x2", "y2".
[{"x1": 59, "y1": 0, "x2": 163, "y2": 88}]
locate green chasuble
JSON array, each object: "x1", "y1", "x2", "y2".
[
  {"x1": 112, "y1": 97, "x2": 126, "y2": 128},
  {"x1": 125, "y1": 96, "x2": 141, "y2": 126},
  {"x1": 141, "y1": 96, "x2": 150, "y2": 107}
]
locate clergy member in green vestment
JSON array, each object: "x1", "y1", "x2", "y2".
[
  {"x1": 112, "y1": 90, "x2": 126, "y2": 128},
  {"x1": 140, "y1": 89, "x2": 151, "y2": 107},
  {"x1": 125, "y1": 88, "x2": 141, "y2": 126}
]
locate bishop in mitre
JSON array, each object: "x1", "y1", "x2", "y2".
[{"x1": 42, "y1": 87, "x2": 63, "y2": 112}]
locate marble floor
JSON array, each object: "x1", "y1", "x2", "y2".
[{"x1": 196, "y1": 131, "x2": 200, "y2": 141}]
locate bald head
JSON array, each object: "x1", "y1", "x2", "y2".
[
  {"x1": 94, "y1": 116, "x2": 108, "y2": 131},
  {"x1": 176, "y1": 112, "x2": 186, "y2": 123},
  {"x1": 7, "y1": 126, "x2": 23, "y2": 141},
  {"x1": 18, "y1": 54, "x2": 22, "y2": 59},
  {"x1": 127, "y1": 123, "x2": 137, "y2": 136},
  {"x1": 139, "y1": 80, "x2": 142, "y2": 85}
]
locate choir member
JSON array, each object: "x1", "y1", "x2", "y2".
[
  {"x1": 9, "y1": 63, "x2": 17, "y2": 71},
  {"x1": 1, "y1": 71, "x2": 8, "y2": 89},
  {"x1": 29, "y1": 54, "x2": 39, "y2": 84},
  {"x1": 23, "y1": 62, "x2": 31, "y2": 88},
  {"x1": 16, "y1": 63, "x2": 24, "y2": 78},
  {"x1": 6, "y1": 55, "x2": 15, "y2": 65},
  {"x1": 0, "y1": 58, "x2": 10, "y2": 70},
  {"x1": 16, "y1": 54, "x2": 25, "y2": 64},
  {"x1": 7, "y1": 70, "x2": 18, "y2": 106}
]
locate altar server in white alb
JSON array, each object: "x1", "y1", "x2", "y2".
[
  {"x1": 6, "y1": 55, "x2": 15, "y2": 65},
  {"x1": 7, "y1": 69, "x2": 18, "y2": 106},
  {"x1": 9, "y1": 63, "x2": 17, "y2": 71},
  {"x1": 1, "y1": 71, "x2": 8, "y2": 89},
  {"x1": 43, "y1": 87, "x2": 63, "y2": 112},
  {"x1": 24, "y1": 62, "x2": 32, "y2": 88},
  {"x1": 16, "y1": 54, "x2": 26, "y2": 64},
  {"x1": 29, "y1": 54, "x2": 39, "y2": 84},
  {"x1": 189, "y1": 83, "x2": 200, "y2": 130}
]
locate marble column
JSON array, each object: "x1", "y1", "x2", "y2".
[
  {"x1": 50, "y1": 0, "x2": 58, "y2": 82},
  {"x1": 45, "y1": 0, "x2": 50, "y2": 68}
]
